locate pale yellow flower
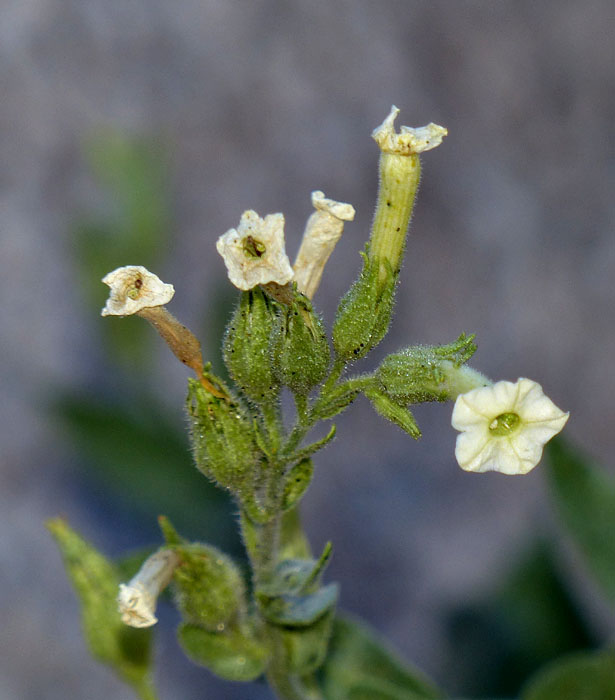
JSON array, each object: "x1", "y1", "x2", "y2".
[
  {"x1": 101, "y1": 265, "x2": 174, "y2": 317},
  {"x1": 216, "y1": 210, "x2": 293, "y2": 290},
  {"x1": 452, "y1": 378, "x2": 569, "y2": 475},
  {"x1": 118, "y1": 549, "x2": 180, "y2": 628}
]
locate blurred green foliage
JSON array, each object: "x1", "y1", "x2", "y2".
[
  {"x1": 320, "y1": 615, "x2": 442, "y2": 700},
  {"x1": 546, "y1": 438, "x2": 615, "y2": 602},
  {"x1": 58, "y1": 130, "x2": 239, "y2": 552}
]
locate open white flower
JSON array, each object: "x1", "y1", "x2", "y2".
[
  {"x1": 293, "y1": 190, "x2": 355, "y2": 299},
  {"x1": 118, "y1": 549, "x2": 180, "y2": 628},
  {"x1": 216, "y1": 210, "x2": 294, "y2": 290},
  {"x1": 101, "y1": 265, "x2": 174, "y2": 317},
  {"x1": 452, "y1": 378, "x2": 569, "y2": 475}
]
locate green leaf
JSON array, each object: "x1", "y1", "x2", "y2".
[
  {"x1": 546, "y1": 438, "x2": 615, "y2": 600},
  {"x1": 319, "y1": 615, "x2": 442, "y2": 700},
  {"x1": 521, "y1": 650, "x2": 615, "y2": 700},
  {"x1": 47, "y1": 518, "x2": 157, "y2": 700},
  {"x1": 178, "y1": 623, "x2": 269, "y2": 682}
]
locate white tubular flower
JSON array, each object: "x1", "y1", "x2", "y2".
[
  {"x1": 101, "y1": 265, "x2": 174, "y2": 317},
  {"x1": 372, "y1": 105, "x2": 447, "y2": 155},
  {"x1": 117, "y1": 549, "x2": 180, "y2": 628},
  {"x1": 293, "y1": 191, "x2": 356, "y2": 299},
  {"x1": 216, "y1": 210, "x2": 294, "y2": 291},
  {"x1": 452, "y1": 378, "x2": 569, "y2": 475}
]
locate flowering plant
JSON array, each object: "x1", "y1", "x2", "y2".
[{"x1": 49, "y1": 107, "x2": 607, "y2": 700}]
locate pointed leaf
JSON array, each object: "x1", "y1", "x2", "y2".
[
  {"x1": 546, "y1": 439, "x2": 615, "y2": 600},
  {"x1": 48, "y1": 518, "x2": 156, "y2": 699},
  {"x1": 521, "y1": 650, "x2": 615, "y2": 700},
  {"x1": 320, "y1": 615, "x2": 442, "y2": 700}
]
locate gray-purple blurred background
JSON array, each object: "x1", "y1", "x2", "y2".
[{"x1": 2, "y1": 2, "x2": 614, "y2": 698}]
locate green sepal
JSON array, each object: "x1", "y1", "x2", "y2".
[
  {"x1": 280, "y1": 610, "x2": 335, "y2": 675},
  {"x1": 366, "y1": 389, "x2": 421, "y2": 439},
  {"x1": 223, "y1": 288, "x2": 280, "y2": 403},
  {"x1": 178, "y1": 622, "x2": 269, "y2": 682},
  {"x1": 376, "y1": 334, "x2": 478, "y2": 404},
  {"x1": 186, "y1": 378, "x2": 260, "y2": 494},
  {"x1": 47, "y1": 518, "x2": 156, "y2": 700},
  {"x1": 287, "y1": 424, "x2": 337, "y2": 465},
  {"x1": 160, "y1": 519, "x2": 246, "y2": 631},
  {"x1": 332, "y1": 251, "x2": 396, "y2": 362},
  {"x1": 312, "y1": 383, "x2": 363, "y2": 422},
  {"x1": 258, "y1": 543, "x2": 333, "y2": 598},
  {"x1": 274, "y1": 293, "x2": 330, "y2": 394},
  {"x1": 259, "y1": 583, "x2": 339, "y2": 627},
  {"x1": 157, "y1": 515, "x2": 185, "y2": 546},
  {"x1": 283, "y1": 458, "x2": 314, "y2": 511}
]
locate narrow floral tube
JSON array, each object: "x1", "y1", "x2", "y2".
[
  {"x1": 451, "y1": 378, "x2": 569, "y2": 475},
  {"x1": 117, "y1": 549, "x2": 180, "y2": 628},
  {"x1": 293, "y1": 191, "x2": 355, "y2": 299},
  {"x1": 369, "y1": 106, "x2": 447, "y2": 288}
]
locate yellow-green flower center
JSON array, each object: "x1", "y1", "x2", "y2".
[
  {"x1": 489, "y1": 412, "x2": 521, "y2": 436},
  {"x1": 243, "y1": 235, "x2": 266, "y2": 258},
  {"x1": 127, "y1": 276, "x2": 144, "y2": 299}
]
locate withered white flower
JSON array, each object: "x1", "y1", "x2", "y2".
[
  {"x1": 451, "y1": 378, "x2": 569, "y2": 475},
  {"x1": 216, "y1": 210, "x2": 294, "y2": 290},
  {"x1": 293, "y1": 191, "x2": 355, "y2": 299},
  {"x1": 118, "y1": 549, "x2": 180, "y2": 628},
  {"x1": 372, "y1": 105, "x2": 447, "y2": 155},
  {"x1": 101, "y1": 265, "x2": 174, "y2": 317}
]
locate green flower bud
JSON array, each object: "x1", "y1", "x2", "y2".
[
  {"x1": 223, "y1": 288, "x2": 280, "y2": 403},
  {"x1": 171, "y1": 542, "x2": 246, "y2": 631},
  {"x1": 274, "y1": 294, "x2": 330, "y2": 394},
  {"x1": 332, "y1": 252, "x2": 396, "y2": 362},
  {"x1": 178, "y1": 623, "x2": 269, "y2": 682},
  {"x1": 376, "y1": 334, "x2": 484, "y2": 405},
  {"x1": 186, "y1": 379, "x2": 260, "y2": 493}
]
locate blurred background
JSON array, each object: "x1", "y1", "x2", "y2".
[{"x1": 1, "y1": 1, "x2": 614, "y2": 698}]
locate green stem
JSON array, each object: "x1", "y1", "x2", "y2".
[
  {"x1": 266, "y1": 646, "x2": 321, "y2": 700},
  {"x1": 320, "y1": 357, "x2": 346, "y2": 397},
  {"x1": 136, "y1": 680, "x2": 159, "y2": 700}
]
